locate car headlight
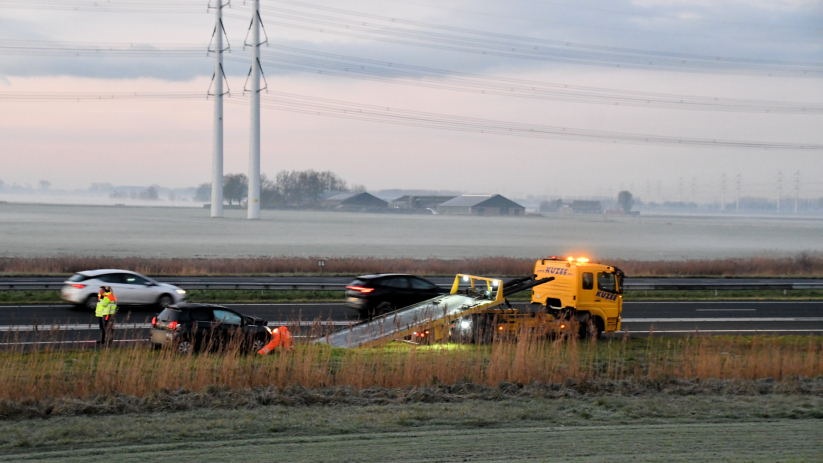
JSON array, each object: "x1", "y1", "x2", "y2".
[
  {"x1": 460, "y1": 320, "x2": 472, "y2": 331},
  {"x1": 175, "y1": 290, "x2": 186, "y2": 295}
]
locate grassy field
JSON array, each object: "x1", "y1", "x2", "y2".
[
  {"x1": 0, "y1": 396, "x2": 821, "y2": 461},
  {"x1": 0, "y1": 335, "x2": 821, "y2": 461},
  {"x1": 2, "y1": 253, "x2": 823, "y2": 277},
  {"x1": 0, "y1": 335, "x2": 820, "y2": 407}
]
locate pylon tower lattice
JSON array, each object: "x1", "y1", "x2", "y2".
[
  {"x1": 208, "y1": 0, "x2": 230, "y2": 218},
  {"x1": 721, "y1": 174, "x2": 726, "y2": 212},
  {"x1": 246, "y1": 0, "x2": 267, "y2": 219}
]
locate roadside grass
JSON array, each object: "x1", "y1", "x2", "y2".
[
  {"x1": 0, "y1": 333, "x2": 821, "y2": 409},
  {"x1": 0, "y1": 395, "x2": 821, "y2": 453},
  {"x1": 2, "y1": 252, "x2": 823, "y2": 277},
  {"x1": 2, "y1": 289, "x2": 823, "y2": 305}
]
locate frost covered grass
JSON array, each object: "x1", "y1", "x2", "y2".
[
  {"x1": 0, "y1": 333, "x2": 821, "y2": 411},
  {"x1": 2, "y1": 252, "x2": 823, "y2": 277}
]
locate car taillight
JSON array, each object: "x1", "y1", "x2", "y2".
[
  {"x1": 71, "y1": 284, "x2": 86, "y2": 289},
  {"x1": 168, "y1": 321, "x2": 178, "y2": 330},
  {"x1": 151, "y1": 317, "x2": 157, "y2": 327},
  {"x1": 346, "y1": 285, "x2": 374, "y2": 293}
]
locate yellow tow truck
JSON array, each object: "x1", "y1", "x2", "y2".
[
  {"x1": 317, "y1": 256, "x2": 623, "y2": 348},
  {"x1": 451, "y1": 256, "x2": 623, "y2": 341}
]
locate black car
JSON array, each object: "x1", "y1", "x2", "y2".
[
  {"x1": 150, "y1": 303, "x2": 270, "y2": 354},
  {"x1": 345, "y1": 274, "x2": 448, "y2": 318}
]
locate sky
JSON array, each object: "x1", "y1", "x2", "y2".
[{"x1": 1, "y1": 0, "x2": 822, "y2": 202}]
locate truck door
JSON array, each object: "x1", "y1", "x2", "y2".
[
  {"x1": 595, "y1": 272, "x2": 621, "y2": 329},
  {"x1": 577, "y1": 271, "x2": 597, "y2": 306}
]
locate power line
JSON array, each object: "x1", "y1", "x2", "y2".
[
  {"x1": 218, "y1": 1, "x2": 823, "y2": 77},
  {"x1": 217, "y1": 91, "x2": 823, "y2": 150},
  {"x1": 242, "y1": 46, "x2": 823, "y2": 114},
  {"x1": 0, "y1": 91, "x2": 206, "y2": 101},
  {"x1": 0, "y1": 40, "x2": 208, "y2": 57}
]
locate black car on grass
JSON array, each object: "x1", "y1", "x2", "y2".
[
  {"x1": 151, "y1": 303, "x2": 270, "y2": 354},
  {"x1": 345, "y1": 274, "x2": 448, "y2": 318}
]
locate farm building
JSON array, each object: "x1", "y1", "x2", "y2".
[
  {"x1": 321, "y1": 192, "x2": 388, "y2": 209},
  {"x1": 389, "y1": 195, "x2": 456, "y2": 210},
  {"x1": 570, "y1": 200, "x2": 602, "y2": 214},
  {"x1": 437, "y1": 194, "x2": 525, "y2": 216}
]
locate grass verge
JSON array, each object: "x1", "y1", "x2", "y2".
[
  {"x1": 2, "y1": 252, "x2": 823, "y2": 276},
  {"x1": 0, "y1": 334, "x2": 821, "y2": 411}
]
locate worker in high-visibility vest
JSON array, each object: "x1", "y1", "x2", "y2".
[
  {"x1": 258, "y1": 326, "x2": 294, "y2": 355},
  {"x1": 95, "y1": 286, "x2": 117, "y2": 345}
]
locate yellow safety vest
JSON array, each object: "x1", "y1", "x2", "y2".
[{"x1": 95, "y1": 293, "x2": 117, "y2": 317}]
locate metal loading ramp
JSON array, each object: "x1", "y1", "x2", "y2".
[{"x1": 316, "y1": 274, "x2": 552, "y2": 348}]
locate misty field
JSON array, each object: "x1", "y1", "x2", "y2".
[{"x1": 2, "y1": 203, "x2": 823, "y2": 260}]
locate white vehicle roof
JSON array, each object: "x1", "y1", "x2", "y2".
[{"x1": 78, "y1": 269, "x2": 144, "y2": 278}]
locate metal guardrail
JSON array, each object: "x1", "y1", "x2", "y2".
[{"x1": 2, "y1": 281, "x2": 823, "y2": 291}]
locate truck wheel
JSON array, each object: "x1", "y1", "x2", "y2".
[{"x1": 578, "y1": 315, "x2": 602, "y2": 340}]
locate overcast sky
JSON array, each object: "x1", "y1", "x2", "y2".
[{"x1": 1, "y1": 0, "x2": 822, "y2": 201}]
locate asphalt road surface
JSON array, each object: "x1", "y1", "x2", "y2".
[
  {"x1": 1, "y1": 300, "x2": 821, "y2": 346},
  {"x1": 3, "y1": 276, "x2": 823, "y2": 286}
]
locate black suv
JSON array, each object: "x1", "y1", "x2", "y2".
[
  {"x1": 151, "y1": 303, "x2": 270, "y2": 354},
  {"x1": 345, "y1": 274, "x2": 448, "y2": 318}
]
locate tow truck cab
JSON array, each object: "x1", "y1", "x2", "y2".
[{"x1": 532, "y1": 256, "x2": 623, "y2": 334}]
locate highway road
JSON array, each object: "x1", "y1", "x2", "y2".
[
  {"x1": 1, "y1": 300, "x2": 821, "y2": 347},
  {"x1": 3, "y1": 276, "x2": 823, "y2": 286}
]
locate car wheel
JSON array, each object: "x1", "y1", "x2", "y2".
[
  {"x1": 375, "y1": 302, "x2": 395, "y2": 315},
  {"x1": 85, "y1": 295, "x2": 98, "y2": 311},
  {"x1": 177, "y1": 339, "x2": 193, "y2": 354},
  {"x1": 252, "y1": 338, "x2": 266, "y2": 353},
  {"x1": 157, "y1": 295, "x2": 173, "y2": 310}
]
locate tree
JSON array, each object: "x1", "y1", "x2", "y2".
[
  {"x1": 195, "y1": 183, "x2": 211, "y2": 202},
  {"x1": 260, "y1": 174, "x2": 283, "y2": 209},
  {"x1": 139, "y1": 186, "x2": 159, "y2": 200},
  {"x1": 39, "y1": 180, "x2": 51, "y2": 190},
  {"x1": 539, "y1": 199, "x2": 563, "y2": 212},
  {"x1": 617, "y1": 190, "x2": 634, "y2": 212},
  {"x1": 273, "y1": 170, "x2": 350, "y2": 208},
  {"x1": 0, "y1": 179, "x2": 4, "y2": 190},
  {"x1": 351, "y1": 184, "x2": 367, "y2": 194},
  {"x1": 223, "y1": 174, "x2": 248, "y2": 206}
]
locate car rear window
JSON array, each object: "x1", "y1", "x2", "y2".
[
  {"x1": 381, "y1": 277, "x2": 409, "y2": 289},
  {"x1": 410, "y1": 277, "x2": 436, "y2": 290},
  {"x1": 157, "y1": 308, "x2": 180, "y2": 322},
  {"x1": 68, "y1": 274, "x2": 88, "y2": 282},
  {"x1": 189, "y1": 309, "x2": 212, "y2": 322},
  {"x1": 348, "y1": 279, "x2": 366, "y2": 286},
  {"x1": 98, "y1": 273, "x2": 125, "y2": 284}
]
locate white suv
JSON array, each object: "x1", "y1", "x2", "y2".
[{"x1": 61, "y1": 269, "x2": 187, "y2": 310}]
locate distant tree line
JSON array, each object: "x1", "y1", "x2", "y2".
[{"x1": 196, "y1": 170, "x2": 363, "y2": 208}]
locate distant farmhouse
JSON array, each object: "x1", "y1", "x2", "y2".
[
  {"x1": 389, "y1": 195, "x2": 456, "y2": 210},
  {"x1": 437, "y1": 194, "x2": 525, "y2": 216},
  {"x1": 570, "y1": 200, "x2": 602, "y2": 214},
  {"x1": 321, "y1": 192, "x2": 388, "y2": 210}
]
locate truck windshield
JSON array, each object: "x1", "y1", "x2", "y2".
[{"x1": 597, "y1": 272, "x2": 617, "y2": 294}]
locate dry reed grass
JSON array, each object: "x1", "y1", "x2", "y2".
[
  {"x1": 1, "y1": 327, "x2": 821, "y2": 405},
  {"x1": 2, "y1": 252, "x2": 823, "y2": 276}
]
